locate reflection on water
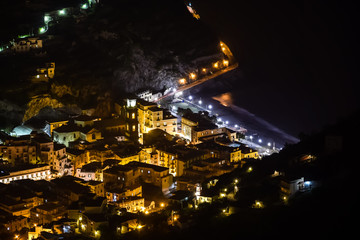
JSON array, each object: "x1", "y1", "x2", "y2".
[{"x1": 212, "y1": 92, "x2": 233, "y2": 107}]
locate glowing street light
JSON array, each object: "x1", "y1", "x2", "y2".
[
  {"x1": 188, "y1": 95, "x2": 193, "y2": 100},
  {"x1": 267, "y1": 142, "x2": 271, "y2": 147},
  {"x1": 160, "y1": 202, "x2": 165, "y2": 207},
  {"x1": 225, "y1": 120, "x2": 229, "y2": 125},
  {"x1": 234, "y1": 124, "x2": 238, "y2": 128},
  {"x1": 208, "y1": 104, "x2": 212, "y2": 110},
  {"x1": 81, "y1": 3, "x2": 89, "y2": 9},
  {"x1": 249, "y1": 135, "x2": 253, "y2": 141},
  {"x1": 202, "y1": 68, "x2": 207, "y2": 73},
  {"x1": 189, "y1": 72, "x2": 196, "y2": 80},
  {"x1": 213, "y1": 62, "x2": 219, "y2": 68},
  {"x1": 179, "y1": 78, "x2": 186, "y2": 85},
  {"x1": 39, "y1": 27, "x2": 46, "y2": 34},
  {"x1": 58, "y1": 9, "x2": 66, "y2": 15},
  {"x1": 198, "y1": 100, "x2": 202, "y2": 105},
  {"x1": 223, "y1": 59, "x2": 229, "y2": 67},
  {"x1": 218, "y1": 117, "x2": 222, "y2": 122},
  {"x1": 258, "y1": 139, "x2": 262, "y2": 144},
  {"x1": 44, "y1": 15, "x2": 51, "y2": 24}
]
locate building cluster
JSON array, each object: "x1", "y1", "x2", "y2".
[{"x1": 0, "y1": 95, "x2": 258, "y2": 239}]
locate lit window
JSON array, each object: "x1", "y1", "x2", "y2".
[
  {"x1": 132, "y1": 113, "x2": 135, "y2": 119},
  {"x1": 132, "y1": 125, "x2": 136, "y2": 131}
]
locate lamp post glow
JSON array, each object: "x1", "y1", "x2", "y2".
[
  {"x1": 44, "y1": 15, "x2": 51, "y2": 24},
  {"x1": 225, "y1": 121, "x2": 229, "y2": 125},
  {"x1": 198, "y1": 100, "x2": 202, "y2": 105},
  {"x1": 58, "y1": 9, "x2": 66, "y2": 15},
  {"x1": 188, "y1": 95, "x2": 192, "y2": 100},
  {"x1": 189, "y1": 73, "x2": 196, "y2": 80},
  {"x1": 39, "y1": 27, "x2": 46, "y2": 34},
  {"x1": 179, "y1": 78, "x2": 186, "y2": 85},
  {"x1": 213, "y1": 62, "x2": 219, "y2": 68},
  {"x1": 267, "y1": 142, "x2": 271, "y2": 147},
  {"x1": 258, "y1": 139, "x2": 262, "y2": 144},
  {"x1": 208, "y1": 104, "x2": 212, "y2": 110}
]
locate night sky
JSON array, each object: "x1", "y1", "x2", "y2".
[{"x1": 195, "y1": 0, "x2": 358, "y2": 136}]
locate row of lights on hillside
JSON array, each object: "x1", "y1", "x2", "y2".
[
  {"x1": 249, "y1": 135, "x2": 272, "y2": 148},
  {"x1": 178, "y1": 59, "x2": 229, "y2": 85}
]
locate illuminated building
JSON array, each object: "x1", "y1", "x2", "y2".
[
  {"x1": 137, "y1": 99, "x2": 177, "y2": 144},
  {"x1": 0, "y1": 165, "x2": 51, "y2": 184}
]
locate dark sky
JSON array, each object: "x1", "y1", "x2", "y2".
[{"x1": 194, "y1": 0, "x2": 358, "y2": 136}]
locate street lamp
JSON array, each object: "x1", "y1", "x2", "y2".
[
  {"x1": 58, "y1": 9, "x2": 66, "y2": 15},
  {"x1": 258, "y1": 139, "x2": 262, "y2": 144},
  {"x1": 267, "y1": 142, "x2": 271, "y2": 147},
  {"x1": 198, "y1": 100, "x2": 202, "y2": 105},
  {"x1": 234, "y1": 124, "x2": 238, "y2": 128},
  {"x1": 179, "y1": 78, "x2": 186, "y2": 84},
  {"x1": 249, "y1": 135, "x2": 253, "y2": 141},
  {"x1": 225, "y1": 121, "x2": 229, "y2": 125},
  {"x1": 208, "y1": 104, "x2": 212, "y2": 110},
  {"x1": 188, "y1": 95, "x2": 192, "y2": 100},
  {"x1": 218, "y1": 117, "x2": 222, "y2": 122}
]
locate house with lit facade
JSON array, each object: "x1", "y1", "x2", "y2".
[
  {"x1": 230, "y1": 145, "x2": 259, "y2": 165},
  {"x1": 0, "y1": 165, "x2": 52, "y2": 184},
  {"x1": 11, "y1": 37, "x2": 42, "y2": 52},
  {"x1": 137, "y1": 99, "x2": 177, "y2": 143},
  {"x1": 53, "y1": 123, "x2": 102, "y2": 147},
  {"x1": 127, "y1": 161, "x2": 174, "y2": 192}
]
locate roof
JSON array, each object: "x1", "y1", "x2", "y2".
[
  {"x1": 127, "y1": 161, "x2": 168, "y2": 172},
  {"x1": 54, "y1": 143, "x2": 66, "y2": 151},
  {"x1": 35, "y1": 202, "x2": 63, "y2": 212},
  {"x1": 137, "y1": 99, "x2": 157, "y2": 107},
  {"x1": 53, "y1": 123, "x2": 80, "y2": 133},
  {"x1": 203, "y1": 158, "x2": 223, "y2": 164},
  {"x1": 0, "y1": 196, "x2": 25, "y2": 206},
  {"x1": 83, "y1": 213, "x2": 107, "y2": 223},
  {"x1": 148, "y1": 106, "x2": 163, "y2": 112},
  {"x1": 182, "y1": 112, "x2": 217, "y2": 130},
  {"x1": 81, "y1": 162, "x2": 102, "y2": 172},
  {"x1": 104, "y1": 165, "x2": 134, "y2": 174},
  {"x1": 66, "y1": 148, "x2": 85, "y2": 155}
]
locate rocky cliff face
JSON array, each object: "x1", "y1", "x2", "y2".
[
  {"x1": 0, "y1": 0, "x2": 222, "y2": 129},
  {"x1": 23, "y1": 96, "x2": 64, "y2": 122}
]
